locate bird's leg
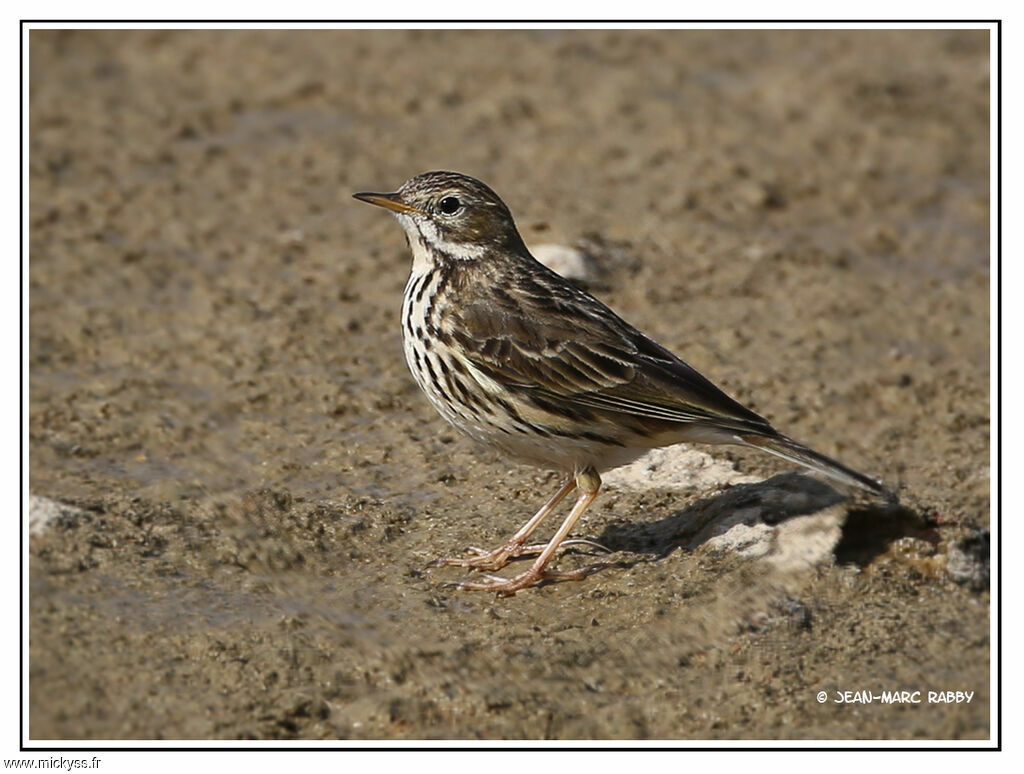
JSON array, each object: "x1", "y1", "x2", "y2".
[
  {"x1": 452, "y1": 468, "x2": 604, "y2": 595},
  {"x1": 428, "y1": 476, "x2": 577, "y2": 571}
]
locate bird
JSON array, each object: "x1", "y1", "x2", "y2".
[{"x1": 353, "y1": 171, "x2": 892, "y2": 595}]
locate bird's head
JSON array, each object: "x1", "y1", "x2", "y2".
[{"x1": 354, "y1": 171, "x2": 528, "y2": 262}]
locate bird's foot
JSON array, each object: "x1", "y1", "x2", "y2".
[
  {"x1": 427, "y1": 540, "x2": 529, "y2": 572},
  {"x1": 427, "y1": 538, "x2": 610, "y2": 573},
  {"x1": 445, "y1": 562, "x2": 612, "y2": 596}
]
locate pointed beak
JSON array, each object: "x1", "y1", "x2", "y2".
[{"x1": 352, "y1": 190, "x2": 424, "y2": 215}]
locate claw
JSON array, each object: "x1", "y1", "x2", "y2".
[
  {"x1": 427, "y1": 542, "x2": 524, "y2": 571},
  {"x1": 559, "y1": 538, "x2": 612, "y2": 553},
  {"x1": 428, "y1": 536, "x2": 611, "y2": 573},
  {"x1": 427, "y1": 471, "x2": 606, "y2": 593},
  {"x1": 449, "y1": 561, "x2": 614, "y2": 595}
]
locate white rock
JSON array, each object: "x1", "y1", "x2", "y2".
[
  {"x1": 29, "y1": 495, "x2": 85, "y2": 536},
  {"x1": 605, "y1": 453, "x2": 848, "y2": 572},
  {"x1": 704, "y1": 521, "x2": 775, "y2": 558},
  {"x1": 603, "y1": 446, "x2": 759, "y2": 492},
  {"x1": 530, "y1": 243, "x2": 597, "y2": 283}
]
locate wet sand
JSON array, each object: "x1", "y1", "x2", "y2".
[{"x1": 28, "y1": 29, "x2": 990, "y2": 740}]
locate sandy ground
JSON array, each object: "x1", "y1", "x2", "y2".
[{"x1": 28, "y1": 29, "x2": 990, "y2": 741}]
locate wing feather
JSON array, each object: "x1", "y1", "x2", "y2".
[{"x1": 450, "y1": 263, "x2": 773, "y2": 436}]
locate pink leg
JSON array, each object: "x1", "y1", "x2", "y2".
[
  {"x1": 429, "y1": 476, "x2": 577, "y2": 571},
  {"x1": 453, "y1": 469, "x2": 604, "y2": 595}
]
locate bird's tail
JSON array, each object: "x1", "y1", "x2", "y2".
[{"x1": 740, "y1": 432, "x2": 895, "y2": 502}]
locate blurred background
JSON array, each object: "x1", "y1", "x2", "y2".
[{"x1": 29, "y1": 28, "x2": 990, "y2": 740}]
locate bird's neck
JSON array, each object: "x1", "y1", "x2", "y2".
[
  {"x1": 398, "y1": 215, "x2": 530, "y2": 275},
  {"x1": 402, "y1": 222, "x2": 484, "y2": 274}
]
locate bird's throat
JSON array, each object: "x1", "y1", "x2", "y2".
[{"x1": 398, "y1": 215, "x2": 485, "y2": 273}]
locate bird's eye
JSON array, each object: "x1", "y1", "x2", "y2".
[{"x1": 438, "y1": 196, "x2": 462, "y2": 215}]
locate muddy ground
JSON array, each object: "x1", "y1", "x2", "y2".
[{"x1": 28, "y1": 29, "x2": 991, "y2": 741}]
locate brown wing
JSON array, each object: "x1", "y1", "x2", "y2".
[{"x1": 449, "y1": 262, "x2": 775, "y2": 436}]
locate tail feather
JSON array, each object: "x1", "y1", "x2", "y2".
[{"x1": 740, "y1": 433, "x2": 895, "y2": 502}]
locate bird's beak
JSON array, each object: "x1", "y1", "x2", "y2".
[{"x1": 352, "y1": 190, "x2": 424, "y2": 215}]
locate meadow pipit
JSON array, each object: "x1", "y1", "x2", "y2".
[{"x1": 354, "y1": 171, "x2": 891, "y2": 595}]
